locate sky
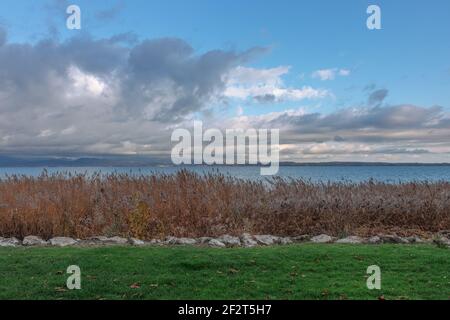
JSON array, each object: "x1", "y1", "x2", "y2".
[{"x1": 0, "y1": 0, "x2": 449, "y2": 163}]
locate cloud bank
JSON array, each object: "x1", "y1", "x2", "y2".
[{"x1": 0, "y1": 27, "x2": 448, "y2": 163}]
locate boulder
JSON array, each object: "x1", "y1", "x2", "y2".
[
  {"x1": 78, "y1": 236, "x2": 108, "y2": 246},
  {"x1": 22, "y1": 236, "x2": 48, "y2": 246},
  {"x1": 438, "y1": 230, "x2": 450, "y2": 238},
  {"x1": 0, "y1": 237, "x2": 21, "y2": 247},
  {"x1": 107, "y1": 236, "x2": 129, "y2": 245},
  {"x1": 310, "y1": 234, "x2": 334, "y2": 243},
  {"x1": 198, "y1": 237, "x2": 213, "y2": 244},
  {"x1": 279, "y1": 237, "x2": 293, "y2": 245},
  {"x1": 129, "y1": 238, "x2": 145, "y2": 246},
  {"x1": 147, "y1": 239, "x2": 163, "y2": 245},
  {"x1": 49, "y1": 237, "x2": 78, "y2": 247},
  {"x1": 378, "y1": 234, "x2": 409, "y2": 244},
  {"x1": 405, "y1": 236, "x2": 424, "y2": 244},
  {"x1": 336, "y1": 236, "x2": 365, "y2": 244},
  {"x1": 208, "y1": 239, "x2": 226, "y2": 248},
  {"x1": 291, "y1": 235, "x2": 311, "y2": 243},
  {"x1": 218, "y1": 235, "x2": 241, "y2": 247},
  {"x1": 165, "y1": 236, "x2": 197, "y2": 245},
  {"x1": 240, "y1": 233, "x2": 258, "y2": 248},
  {"x1": 433, "y1": 236, "x2": 450, "y2": 246},
  {"x1": 368, "y1": 236, "x2": 382, "y2": 244},
  {"x1": 254, "y1": 235, "x2": 280, "y2": 246}
]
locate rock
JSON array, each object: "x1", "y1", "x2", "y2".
[
  {"x1": 49, "y1": 237, "x2": 78, "y2": 247},
  {"x1": 218, "y1": 235, "x2": 241, "y2": 247},
  {"x1": 0, "y1": 237, "x2": 21, "y2": 247},
  {"x1": 291, "y1": 235, "x2": 311, "y2": 243},
  {"x1": 310, "y1": 234, "x2": 334, "y2": 243},
  {"x1": 378, "y1": 234, "x2": 409, "y2": 244},
  {"x1": 198, "y1": 237, "x2": 213, "y2": 244},
  {"x1": 165, "y1": 236, "x2": 197, "y2": 245},
  {"x1": 368, "y1": 236, "x2": 382, "y2": 244},
  {"x1": 240, "y1": 233, "x2": 258, "y2": 247},
  {"x1": 83, "y1": 236, "x2": 129, "y2": 245},
  {"x1": 22, "y1": 236, "x2": 48, "y2": 246},
  {"x1": 208, "y1": 239, "x2": 226, "y2": 248},
  {"x1": 107, "y1": 236, "x2": 129, "y2": 245},
  {"x1": 438, "y1": 230, "x2": 450, "y2": 238},
  {"x1": 129, "y1": 238, "x2": 145, "y2": 246},
  {"x1": 279, "y1": 237, "x2": 293, "y2": 245},
  {"x1": 406, "y1": 236, "x2": 424, "y2": 244},
  {"x1": 254, "y1": 235, "x2": 280, "y2": 246},
  {"x1": 433, "y1": 236, "x2": 450, "y2": 247},
  {"x1": 148, "y1": 239, "x2": 162, "y2": 245},
  {"x1": 336, "y1": 236, "x2": 365, "y2": 244},
  {"x1": 78, "y1": 236, "x2": 108, "y2": 246},
  {"x1": 89, "y1": 236, "x2": 109, "y2": 241}
]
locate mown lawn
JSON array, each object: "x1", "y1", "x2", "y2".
[{"x1": 0, "y1": 244, "x2": 448, "y2": 300}]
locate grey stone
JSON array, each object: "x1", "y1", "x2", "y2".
[
  {"x1": 142, "y1": 239, "x2": 163, "y2": 246},
  {"x1": 240, "y1": 233, "x2": 258, "y2": 247},
  {"x1": 406, "y1": 236, "x2": 424, "y2": 244},
  {"x1": 218, "y1": 235, "x2": 241, "y2": 247},
  {"x1": 129, "y1": 238, "x2": 145, "y2": 246},
  {"x1": 49, "y1": 237, "x2": 78, "y2": 247},
  {"x1": 208, "y1": 239, "x2": 226, "y2": 248},
  {"x1": 254, "y1": 235, "x2": 280, "y2": 246},
  {"x1": 279, "y1": 237, "x2": 293, "y2": 245},
  {"x1": 438, "y1": 230, "x2": 450, "y2": 238},
  {"x1": 23, "y1": 236, "x2": 48, "y2": 246},
  {"x1": 88, "y1": 236, "x2": 109, "y2": 242},
  {"x1": 0, "y1": 237, "x2": 21, "y2": 247},
  {"x1": 310, "y1": 234, "x2": 334, "y2": 243},
  {"x1": 165, "y1": 236, "x2": 197, "y2": 245},
  {"x1": 378, "y1": 234, "x2": 409, "y2": 244},
  {"x1": 336, "y1": 236, "x2": 365, "y2": 244},
  {"x1": 291, "y1": 235, "x2": 311, "y2": 243},
  {"x1": 107, "y1": 236, "x2": 129, "y2": 245},
  {"x1": 198, "y1": 237, "x2": 213, "y2": 244},
  {"x1": 368, "y1": 236, "x2": 382, "y2": 244},
  {"x1": 433, "y1": 236, "x2": 450, "y2": 246}
]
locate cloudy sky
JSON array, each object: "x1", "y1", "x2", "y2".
[{"x1": 0, "y1": 0, "x2": 449, "y2": 163}]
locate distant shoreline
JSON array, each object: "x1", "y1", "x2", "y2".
[{"x1": 0, "y1": 162, "x2": 449, "y2": 168}]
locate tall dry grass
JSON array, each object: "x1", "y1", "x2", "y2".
[{"x1": 0, "y1": 170, "x2": 449, "y2": 239}]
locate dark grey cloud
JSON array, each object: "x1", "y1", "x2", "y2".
[
  {"x1": 95, "y1": 1, "x2": 125, "y2": 21},
  {"x1": 121, "y1": 38, "x2": 263, "y2": 121},
  {"x1": 253, "y1": 94, "x2": 276, "y2": 103},
  {"x1": 266, "y1": 104, "x2": 446, "y2": 133},
  {"x1": 368, "y1": 89, "x2": 389, "y2": 106},
  {"x1": 0, "y1": 27, "x2": 6, "y2": 46}
]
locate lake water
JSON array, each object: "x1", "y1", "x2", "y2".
[{"x1": 0, "y1": 165, "x2": 449, "y2": 183}]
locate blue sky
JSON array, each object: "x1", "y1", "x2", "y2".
[{"x1": 0, "y1": 0, "x2": 449, "y2": 162}]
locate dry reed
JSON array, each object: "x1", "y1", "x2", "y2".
[{"x1": 0, "y1": 170, "x2": 448, "y2": 239}]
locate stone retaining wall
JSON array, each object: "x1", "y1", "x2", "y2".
[{"x1": 1, "y1": 232, "x2": 450, "y2": 248}]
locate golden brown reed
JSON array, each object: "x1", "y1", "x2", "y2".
[{"x1": 0, "y1": 170, "x2": 448, "y2": 239}]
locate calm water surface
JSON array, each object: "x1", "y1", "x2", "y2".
[{"x1": 0, "y1": 165, "x2": 449, "y2": 183}]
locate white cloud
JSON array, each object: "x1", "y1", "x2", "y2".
[
  {"x1": 339, "y1": 69, "x2": 351, "y2": 76},
  {"x1": 67, "y1": 66, "x2": 107, "y2": 96},
  {"x1": 225, "y1": 66, "x2": 329, "y2": 102},
  {"x1": 312, "y1": 68, "x2": 351, "y2": 81}
]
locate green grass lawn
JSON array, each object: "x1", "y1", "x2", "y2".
[{"x1": 0, "y1": 244, "x2": 448, "y2": 300}]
